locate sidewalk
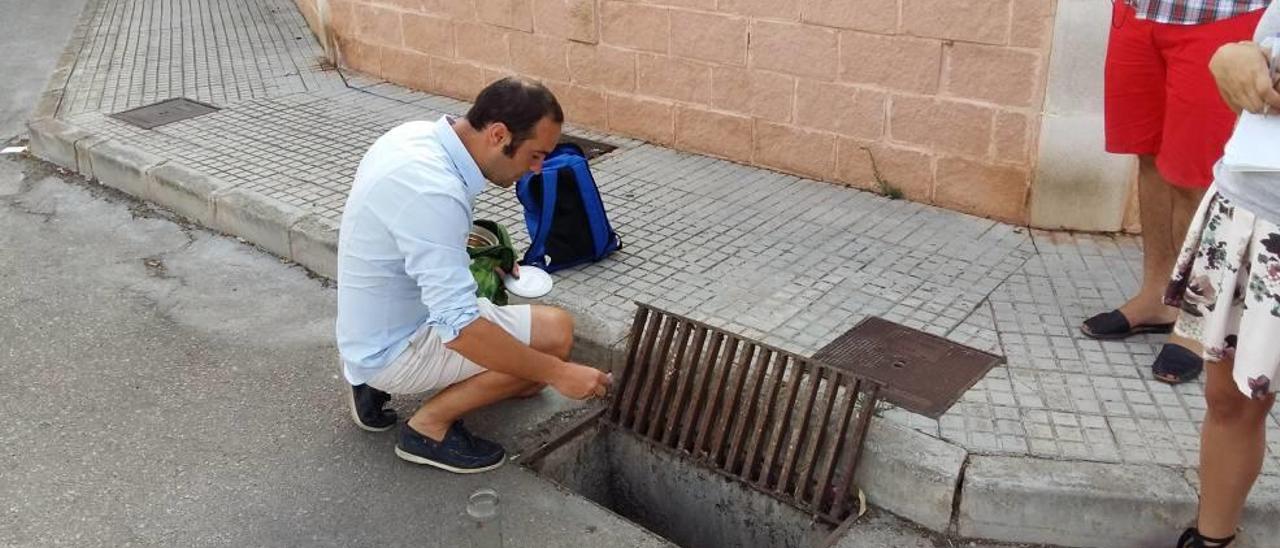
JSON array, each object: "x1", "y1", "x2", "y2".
[{"x1": 24, "y1": 1, "x2": 1280, "y2": 546}]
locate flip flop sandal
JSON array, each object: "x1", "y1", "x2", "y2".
[
  {"x1": 1152, "y1": 344, "x2": 1204, "y2": 385},
  {"x1": 1177, "y1": 528, "x2": 1235, "y2": 547},
  {"x1": 1079, "y1": 310, "x2": 1175, "y2": 340}
]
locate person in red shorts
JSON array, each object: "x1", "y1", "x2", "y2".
[{"x1": 1084, "y1": 0, "x2": 1270, "y2": 386}]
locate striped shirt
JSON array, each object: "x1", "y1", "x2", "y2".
[{"x1": 1127, "y1": 0, "x2": 1270, "y2": 24}]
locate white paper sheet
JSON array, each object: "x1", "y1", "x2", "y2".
[{"x1": 1223, "y1": 112, "x2": 1280, "y2": 172}]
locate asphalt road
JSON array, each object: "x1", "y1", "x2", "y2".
[{"x1": 0, "y1": 0, "x2": 88, "y2": 140}]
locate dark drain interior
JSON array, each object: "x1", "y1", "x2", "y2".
[{"x1": 526, "y1": 419, "x2": 830, "y2": 548}]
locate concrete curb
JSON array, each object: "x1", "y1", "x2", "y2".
[
  {"x1": 27, "y1": 117, "x2": 91, "y2": 170},
  {"x1": 210, "y1": 186, "x2": 308, "y2": 260},
  {"x1": 147, "y1": 162, "x2": 231, "y2": 227},
  {"x1": 959, "y1": 456, "x2": 1197, "y2": 547},
  {"x1": 288, "y1": 213, "x2": 340, "y2": 280},
  {"x1": 82, "y1": 139, "x2": 166, "y2": 198},
  {"x1": 854, "y1": 420, "x2": 967, "y2": 533}
]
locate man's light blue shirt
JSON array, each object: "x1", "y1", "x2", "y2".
[{"x1": 336, "y1": 116, "x2": 487, "y2": 385}]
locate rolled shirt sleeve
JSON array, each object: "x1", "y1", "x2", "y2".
[{"x1": 384, "y1": 190, "x2": 480, "y2": 343}]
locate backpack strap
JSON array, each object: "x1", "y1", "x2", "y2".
[
  {"x1": 566, "y1": 159, "x2": 613, "y2": 257},
  {"x1": 522, "y1": 168, "x2": 559, "y2": 269}
]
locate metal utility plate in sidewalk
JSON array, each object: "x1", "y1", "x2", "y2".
[
  {"x1": 812, "y1": 317, "x2": 1004, "y2": 419},
  {"x1": 110, "y1": 98, "x2": 219, "y2": 129},
  {"x1": 559, "y1": 134, "x2": 616, "y2": 160}
]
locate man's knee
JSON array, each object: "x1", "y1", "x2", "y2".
[{"x1": 534, "y1": 307, "x2": 574, "y2": 360}]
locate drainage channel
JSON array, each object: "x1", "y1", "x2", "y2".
[{"x1": 521, "y1": 303, "x2": 1002, "y2": 548}]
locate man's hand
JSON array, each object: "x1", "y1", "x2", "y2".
[
  {"x1": 494, "y1": 263, "x2": 520, "y2": 279},
  {"x1": 550, "y1": 363, "x2": 611, "y2": 400},
  {"x1": 1210, "y1": 41, "x2": 1280, "y2": 114}
]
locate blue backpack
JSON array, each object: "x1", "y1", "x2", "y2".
[{"x1": 516, "y1": 143, "x2": 622, "y2": 272}]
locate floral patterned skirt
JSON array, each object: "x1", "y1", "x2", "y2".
[{"x1": 1165, "y1": 190, "x2": 1280, "y2": 399}]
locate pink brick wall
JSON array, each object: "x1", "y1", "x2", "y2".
[{"x1": 305, "y1": 0, "x2": 1055, "y2": 224}]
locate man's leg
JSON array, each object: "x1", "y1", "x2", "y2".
[
  {"x1": 1166, "y1": 183, "x2": 1208, "y2": 356},
  {"x1": 1120, "y1": 155, "x2": 1180, "y2": 327},
  {"x1": 407, "y1": 305, "x2": 573, "y2": 441}
]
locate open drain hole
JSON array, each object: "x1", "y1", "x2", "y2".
[
  {"x1": 525, "y1": 419, "x2": 832, "y2": 548},
  {"x1": 520, "y1": 303, "x2": 1000, "y2": 547}
]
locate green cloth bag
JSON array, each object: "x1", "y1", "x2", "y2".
[{"x1": 467, "y1": 219, "x2": 517, "y2": 306}]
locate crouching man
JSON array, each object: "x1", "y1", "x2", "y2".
[{"x1": 336, "y1": 77, "x2": 610, "y2": 473}]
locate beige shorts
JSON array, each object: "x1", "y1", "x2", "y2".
[{"x1": 368, "y1": 298, "x2": 532, "y2": 394}]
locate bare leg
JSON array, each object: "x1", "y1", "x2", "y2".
[
  {"x1": 1197, "y1": 356, "x2": 1275, "y2": 538},
  {"x1": 1119, "y1": 155, "x2": 1181, "y2": 327},
  {"x1": 1167, "y1": 183, "x2": 1208, "y2": 356},
  {"x1": 407, "y1": 305, "x2": 574, "y2": 440}
]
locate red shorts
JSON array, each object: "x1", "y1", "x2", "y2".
[{"x1": 1104, "y1": 2, "x2": 1264, "y2": 189}]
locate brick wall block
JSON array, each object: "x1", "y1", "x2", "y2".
[
  {"x1": 719, "y1": 0, "x2": 800, "y2": 21},
  {"x1": 754, "y1": 121, "x2": 836, "y2": 180},
  {"x1": 510, "y1": 32, "x2": 571, "y2": 81},
  {"x1": 836, "y1": 138, "x2": 935, "y2": 201},
  {"x1": 430, "y1": 57, "x2": 488, "y2": 99},
  {"x1": 676, "y1": 106, "x2": 754, "y2": 162},
  {"x1": 403, "y1": 13, "x2": 454, "y2": 57},
  {"x1": 944, "y1": 42, "x2": 1041, "y2": 107},
  {"x1": 903, "y1": 0, "x2": 1010, "y2": 45},
  {"x1": 671, "y1": 11, "x2": 747, "y2": 66},
  {"x1": 934, "y1": 156, "x2": 1029, "y2": 223},
  {"x1": 608, "y1": 94, "x2": 676, "y2": 144},
  {"x1": 569, "y1": 43, "x2": 636, "y2": 91},
  {"x1": 750, "y1": 20, "x2": 838, "y2": 80},
  {"x1": 477, "y1": 0, "x2": 533, "y2": 31},
  {"x1": 638, "y1": 54, "x2": 713, "y2": 104},
  {"x1": 840, "y1": 32, "x2": 942, "y2": 94},
  {"x1": 533, "y1": 0, "x2": 598, "y2": 43},
  {"x1": 802, "y1": 0, "x2": 897, "y2": 33},
  {"x1": 890, "y1": 95, "x2": 995, "y2": 158},
  {"x1": 795, "y1": 80, "x2": 886, "y2": 139},
  {"x1": 455, "y1": 21, "x2": 511, "y2": 66},
  {"x1": 712, "y1": 67, "x2": 795, "y2": 123},
  {"x1": 547, "y1": 81, "x2": 609, "y2": 128},
  {"x1": 601, "y1": 2, "x2": 669, "y2": 53}
]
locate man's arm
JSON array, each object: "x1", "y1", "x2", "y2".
[
  {"x1": 446, "y1": 318, "x2": 609, "y2": 399},
  {"x1": 383, "y1": 187, "x2": 607, "y2": 399}
]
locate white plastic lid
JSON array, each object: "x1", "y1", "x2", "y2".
[{"x1": 503, "y1": 265, "x2": 553, "y2": 298}]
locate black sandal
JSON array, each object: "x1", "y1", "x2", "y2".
[
  {"x1": 1080, "y1": 310, "x2": 1175, "y2": 340},
  {"x1": 1177, "y1": 527, "x2": 1234, "y2": 547},
  {"x1": 1152, "y1": 344, "x2": 1204, "y2": 385}
]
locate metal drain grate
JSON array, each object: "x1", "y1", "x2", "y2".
[
  {"x1": 110, "y1": 98, "x2": 219, "y2": 129},
  {"x1": 811, "y1": 317, "x2": 1003, "y2": 419},
  {"x1": 609, "y1": 304, "x2": 883, "y2": 523},
  {"x1": 559, "y1": 134, "x2": 617, "y2": 160}
]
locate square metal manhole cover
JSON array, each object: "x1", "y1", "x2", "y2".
[
  {"x1": 559, "y1": 134, "x2": 617, "y2": 160},
  {"x1": 110, "y1": 98, "x2": 219, "y2": 129},
  {"x1": 812, "y1": 317, "x2": 1003, "y2": 419}
]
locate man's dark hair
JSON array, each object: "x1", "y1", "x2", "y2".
[{"x1": 466, "y1": 77, "x2": 564, "y2": 157}]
